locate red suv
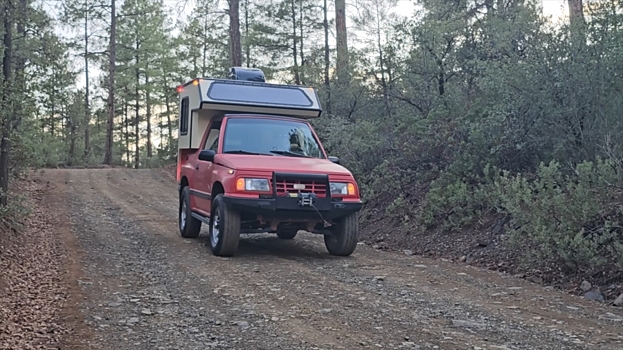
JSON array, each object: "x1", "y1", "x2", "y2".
[{"x1": 176, "y1": 68, "x2": 362, "y2": 257}]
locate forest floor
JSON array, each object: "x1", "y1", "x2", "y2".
[{"x1": 1, "y1": 167, "x2": 623, "y2": 349}]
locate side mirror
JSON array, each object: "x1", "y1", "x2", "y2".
[
  {"x1": 198, "y1": 149, "x2": 216, "y2": 162},
  {"x1": 328, "y1": 156, "x2": 340, "y2": 164}
]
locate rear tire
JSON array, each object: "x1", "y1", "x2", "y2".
[
  {"x1": 276, "y1": 229, "x2": 298, "y2": 240},
  {"x1": 324, "y1": 212, "x2": 358, "y2": 256},
  {"x1": 208, "y1": 194, "x2": 241, "y2": 256},
  {"x1": 179, "y1": 186, "x2": 201, "y2": 238}
]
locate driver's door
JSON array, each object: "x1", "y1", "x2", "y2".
[{"x1": 194, "y1": 123, "x2": 221, "y2": 215}]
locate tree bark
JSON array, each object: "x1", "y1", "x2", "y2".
[
  {"x1": 104, "y1": 0, "x2": 116, "y2": 165},
  {"x1": 335, "y1": 0, "x2": 349, "y2": 85},
  {"x1": 229, "y1": 0, "x2": 242, "y2": 66},
  {"x1": 165, "y1": 92, "x2": 173, "y2": 149},
  {"x1": 375, "y1": 1, "x2": 389, "y2": 116},
  {"x1": 68, "y1": 114, "x2": 76, "y2": 165},
  {"x1": 299, "y1": 0, "x2": 304, "y2": 84},
  {"x1": 291, "y1": 0, "x2": 300, "y2": 84},
  {"x1": 134, "y1": 57, "x2": 140, "y2": 169},
  {"x1": 84, "y1": 3, "x2": 91, "y2": 161},
  {"x1": 10, "y1": 0, "x2": 27, "y2": 178},
  {"x1": 567, "y1": 0, "x2": 585, "y2": 27},
  {"x1": 0, "y1": 0, "x2": 14, "y2": 206},
  {"x1": 124, "y1": 98, "x2": 129, "y2": 164},
  {"x1": 323, "y1": 0, "x2": 331, "y2": 114},
  {"x1": 567, "y1": 0, "x2": 585, "y2": 44},
  {"x1": 145, "y1": 74, "x2": 152, "y2": 158},
  {"x1": 244, "y1": 0, "x2": 250, "y2": 67}
]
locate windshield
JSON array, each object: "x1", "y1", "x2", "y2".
[{"x1": 222, "y1": 117, "x2": 325, "y2": 159}]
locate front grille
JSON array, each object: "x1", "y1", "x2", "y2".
[{"x1": 271, "y1": 179, "x2": 328, "y2": 198}]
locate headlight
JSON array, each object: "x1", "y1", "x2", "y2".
[
  {"x1": 330, "y1": 182, "x2": 348, "y2": 195},
  {"x1": 236, "y1": 178, "x2": 270, "y2": 192},
  {"x1": 330, "y1": 182, "x2": 355, "y2": 195}
]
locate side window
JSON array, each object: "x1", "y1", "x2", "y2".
[
  {"x1": 179, "y1": 97, "x2": 189, "y2": 135},
  {"x1": 203, "y1": 122, "x2": 221, "y2": 152}
]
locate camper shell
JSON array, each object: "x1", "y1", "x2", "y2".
[{"x1": 176, "y1": 67, "x2": 362, "y2": 257}]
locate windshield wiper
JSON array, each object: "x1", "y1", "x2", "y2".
[
  {"x1": 270, "y1": 150, "x2": 312, "y2": 158},
  {"x1": 223, "y1": 150, "x2": 273, "y2": 156}
]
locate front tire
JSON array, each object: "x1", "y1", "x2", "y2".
[
  {"x1": 179, "y1": 186, "x2": 201, "y2": 238},
  {"x1": 209, "y1": 194, "x2": 241, "y2": 257},
  {"x1": 324, "y1": 212, "x2": 359, "y2": 256}
]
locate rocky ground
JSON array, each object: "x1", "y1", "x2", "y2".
[{"x1": 2, "y1": 167, "x2": 623, "y2": 349}]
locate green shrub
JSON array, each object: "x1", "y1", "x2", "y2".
[
  {"x1": 494, "y1": 159, "x2": 623, "y2": 274},
  {"x1": 419, "y1": 164, "x2": 497, "y2": 231}
]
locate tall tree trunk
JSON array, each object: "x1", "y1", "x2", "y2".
[
  {"x1": 567, "y1": 0, "x2": 585, "y2": 43},
  {"x1": 145, "y1": 74, "x2": 152, "y2": 158},
  {"x1": 229, "y1": 0, "x2": 242, "y2": 66},
  {"x1": 291, "y1": 0, "x2": 300, "y2": 84},
  {"x1": 323, "y1": 0, "x2": 331, "y2": 114},
  {"x1": 84, "y1": 4, "x2": 91, "y2": 161},
  {"x1": 96, "y1": 108, "x2": 101, "y2": 133},
  {"x1": 164, "y1": 93, "x2": 173, "y2": 148},
  {"x1": 159, "y1": 112, "x2": 164, "y2": 153},
  {"x1": 104, "y1": 0, "x2": 116, "y2": 165},
  {"x1": 124, "y1": 99, "x2": 129, "y2": 164},
  {"x1": 299, "y1": 0, "x2": 304, "y2": 84},
  {"x1": 134, "y1": 66, "x2": 140, "y2": 169},
  {"x1": 165, "y1": 92, "x2": 173, "y2": 149},
  {"x1": 68, "y1": 117, "x2": 76, "y2": 165},
  {"x1": 375, "y1": 1, "x2": 389, "y2": 116},
  {"x1": 567, "y1": 0, "x2": 585, "y2": 27},
  {"x1": 0, "y1": 0, "x2": 14, "y2": 206},
  {"x1": 202, "y1": 18, "x2": 208, "y2": 76},
  {"x1": 335, "y1": 0, "x2": 349, "y2": 85},
  {"x1": 13, "y1": 0, "x2": 27, "y2": 133},
  {"x1": 10, "y1": 0, "x2": 27, "y2": 177},
  {"x1": 244, "y1": 0, "x2": 250, "y2": 67},
  {"x1": 50, "y1": 85, "x2": 56, "y2": 136}
]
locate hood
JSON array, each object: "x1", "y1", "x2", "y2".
[{"x1": 216, "y1": 154, "x2": 353, "y2": 177}]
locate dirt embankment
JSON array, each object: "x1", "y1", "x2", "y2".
[{"x1": 359, "y1": 191, "x2": 623, "y2": 303}]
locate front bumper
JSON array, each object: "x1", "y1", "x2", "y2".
[{"x1": 222, "y1": 195, "x2": 362, "y2": 221}]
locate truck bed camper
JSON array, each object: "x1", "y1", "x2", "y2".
[{"x1": 175, "y1": 67, "x2": 362, "y2": 257}]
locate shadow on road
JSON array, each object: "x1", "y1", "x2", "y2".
[{"x1": 194, "y1": 232, "x2": 350, "y2": 261}]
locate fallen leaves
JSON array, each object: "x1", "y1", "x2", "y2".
[{"x1": 0, "y1": 177, "x2": 71, "y2": 349}]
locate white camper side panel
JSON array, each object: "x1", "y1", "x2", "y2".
[
  {"x1": 190, "y1": 110, "x2": 212, "y2": 149},
  {"x1": 177, "y1": 82, "x2": 203, "y2": 150}
]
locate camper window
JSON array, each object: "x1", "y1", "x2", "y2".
[
  {"x1": 179, "y1": 97, "x2": 189, "y2": 135},
  {"x1": 203, "y1": 122, "x2": 221, "y2": 152}
]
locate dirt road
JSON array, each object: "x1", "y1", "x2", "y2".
[{"x1": 37, "y1": 168, "x2": 623, "y2": 350}]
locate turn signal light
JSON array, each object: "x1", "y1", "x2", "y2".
[{"x1": 348, "y1": 183, "x2": 356, "y2": 195}]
